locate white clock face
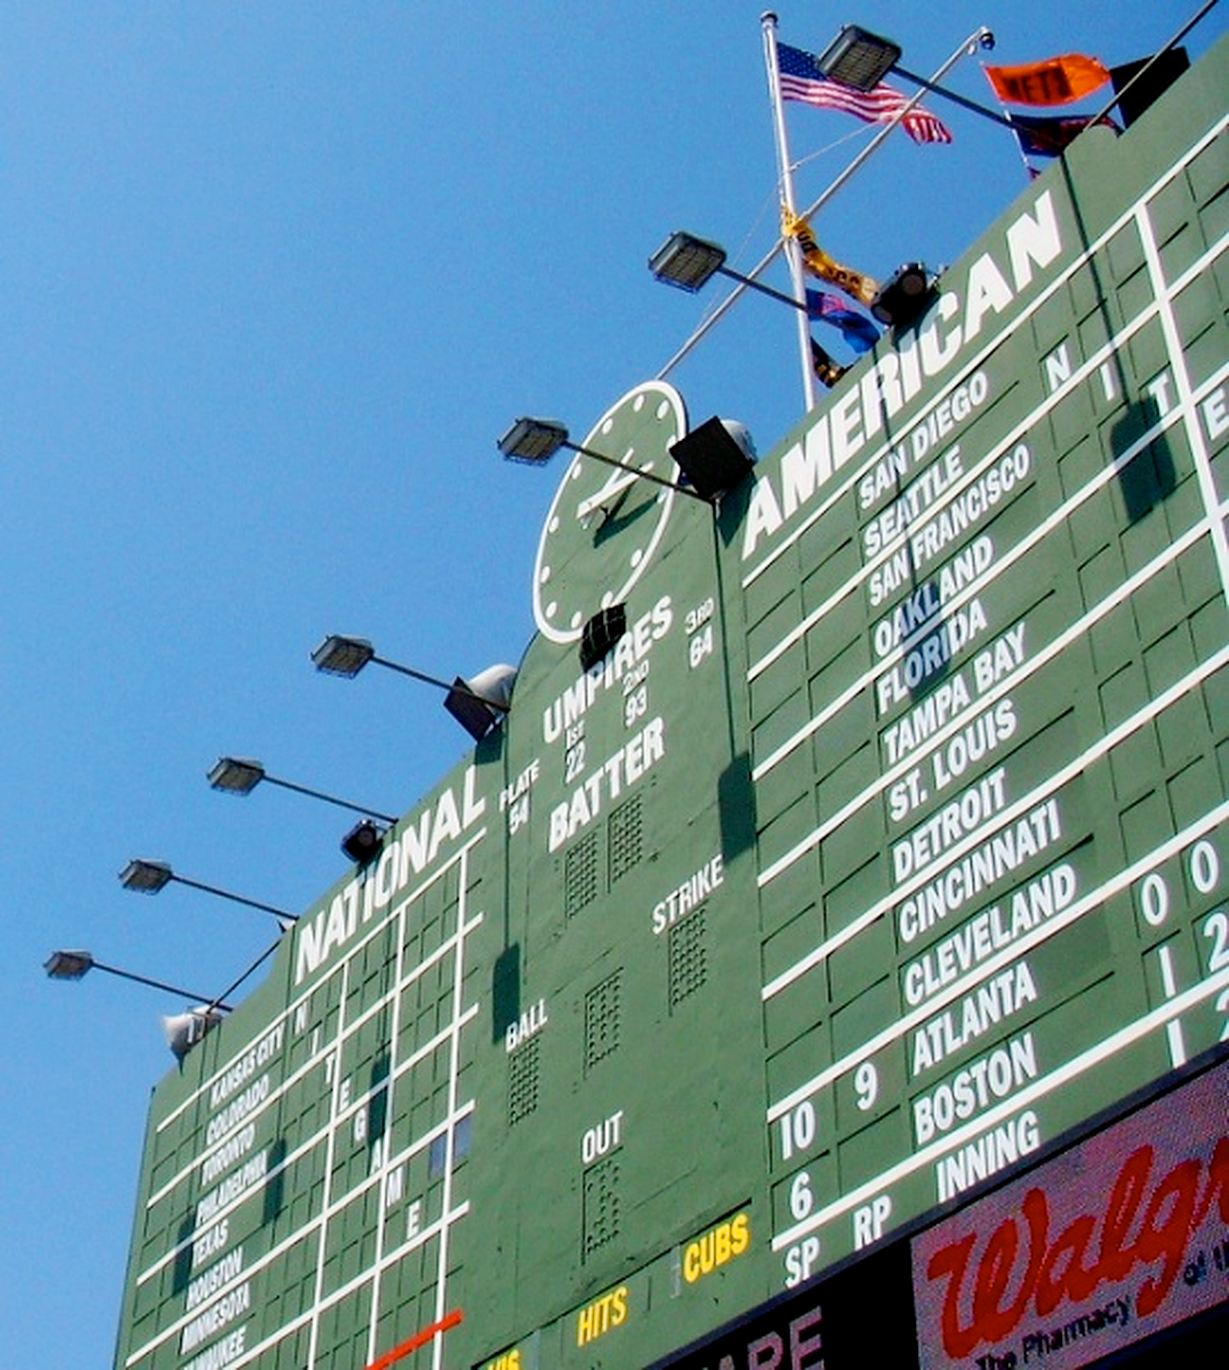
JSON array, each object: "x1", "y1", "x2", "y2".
[{"x1": 533, "y1": 381, "x2": 687, "y2": 645}]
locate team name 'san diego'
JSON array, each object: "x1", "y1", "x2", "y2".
[{"x1": 742, "y1": 190, "x2": 1063, "y2": 561}]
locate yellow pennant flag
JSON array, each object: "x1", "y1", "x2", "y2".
[
  {"x1": 781, "y1": 208, "x2": 878, "y2": 307},
  {"x1": 810, "y1": 339, "x2": 846, "y2": 389}
]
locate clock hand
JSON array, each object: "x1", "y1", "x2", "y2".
[{"x1": 575, "y1": 468, "x2": 646, "y2": 523}]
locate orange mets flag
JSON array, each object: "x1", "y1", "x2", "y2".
[{"x1": 984, "y1": 53, "x2": 1111, "y2": 105}]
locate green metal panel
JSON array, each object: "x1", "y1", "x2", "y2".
[{"x1": 112, "y1": 36, "x2": 1229, "y2": 1370}]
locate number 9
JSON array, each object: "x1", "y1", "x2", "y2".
[{"x1": 854, "y1": 1060, "x2": 879, "y2": 1112}]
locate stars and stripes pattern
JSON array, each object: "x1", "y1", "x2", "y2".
[{"x1": 777, "y1": 42, "x2": 953, "y2": 145}]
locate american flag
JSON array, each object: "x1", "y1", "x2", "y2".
[{"x1": 777, "y1": 42, "x2": 953, "y2": 145}]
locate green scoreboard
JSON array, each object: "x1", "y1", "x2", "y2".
[{"x1": 113, "y1": 37, "x2": 1229, "y2": 1370}]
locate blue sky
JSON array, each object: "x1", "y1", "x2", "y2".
[{"x1": 1, "y1": 3, "x2": 1221, "y2": 1366}]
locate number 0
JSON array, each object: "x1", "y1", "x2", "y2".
[
  {"x1": 779, "y1": 1100, "x2": 817, "y2": 1161},
  {"x1": 1140, "y1": 872, "x2": 1169, "y2": 927},
  {"x1": 1190, "y1": 840, "x2": 1220, "y2": 895}
]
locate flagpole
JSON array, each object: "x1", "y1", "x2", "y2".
[
  {"x1": 1089, "y1": 0, "x2": 1221, "y2": 126},
  {"x1": 657, "y1": 27, "x2": 992, "y2": 383},
  {"x1": 983, "y1": 69, "x2": 1034, "y2": 179},
  {"x1": 761, "y1": 11, "x2": 817, "y2": 411}
]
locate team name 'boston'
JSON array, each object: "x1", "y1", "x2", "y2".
[{"x1": 741, "y1": 191, "x2": 1063, "y2": 562}]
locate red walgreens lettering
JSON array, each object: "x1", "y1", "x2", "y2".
[{"x1": 925, "y1": 1137, "x2": 1229, "y2": 1358}]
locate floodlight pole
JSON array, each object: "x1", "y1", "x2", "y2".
[
  {"x1": 717, "y1": 269, "x2": 811, "y2": 312},
  {"x1": 1088, "y1": 0, "x2": 1220, "y2": 126},
  {"x1": 45, "y1": 953, "x2": 234, "y2": 1008},
  {"x1": 259, "y1": 773, "x2": 397, "y2": 825},
  {"x1": 795, "y1": 28, "x2": 994, "y2": 230},
  {"x1": 657, "y1": 26, "x2": 994, "y2": 383},
  {"x1": 762, "y1": 11, "x2": 818, "y2": 411},
  {"x1": 199, "y1": 935, "x2": 284, "y2": 1021},
  {"x1": 365, "y1": 656, "x2": 511, "y2": 709},
  {"x1": 166, "y1": 873, "x2": 299, "y2": 924},
  {"x1": 564, "y1": 439, "x2": 711, "y2": 504},
  {"x1": 98, "y1": 961, "x2": 233, "y2": 1004},
  {"x1": 888, "y1": 55, "x2": 1021, "y2": 135}
]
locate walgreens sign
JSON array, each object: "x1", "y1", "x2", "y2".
[{"x1": 913, "y1": 1060, "x2": 1228, "y2": 1369}]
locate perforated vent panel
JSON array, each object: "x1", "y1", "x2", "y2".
[
  {"x1": 508, "y1": 1037, "x2": 540, "y2": 1125},
  {"x1": 668, "y1": 908, "x2": 708, "y2": 1009},
  {"x1": 607, "y1": 793, "x2": 643, "y2": 885},
  {"x1": 584, "y1": 970, "x2": 622, "y2": 1072},
  {"x1": 582, "y1": 1157, "x2": 621, "y2": 1260},
  {"x1": 565, "y1": 830, "x2": 600, "y2": 916}
]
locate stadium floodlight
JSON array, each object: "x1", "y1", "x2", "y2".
[
  {"x1": 117, "y1": 858, "x2": 174, "y2": 893},
  {"x1": 207, "y1": 756, "x2": 396, "y2": 824},
  {"x1": 648, "y1": 232, "x2": 729, "y2": 292},
  {"x1": 311, "y1": 637, "x2": 517, "y2": 740},
  {"x1": 44, "y1": 949, "x2": 96, "y2": 980},
  {"x1": 579, "y1": 606, "x2": 628, "y2": 673},
  {"x1": 45, "y1": 949, "x2": 234, "y2": 1060},
  {"x1": 309, "y1": 634, "x2": 376, "y2": 678},
  {"x1": 118, "y1": 859, "x2": 298, "y2": 928},
  {"x1": 43, "y1": 949, "x2": 233, "y2": 1007},
  {"x1": 815, "y1": 25, "x2": 902, "y2": 91},
  {"x1": 817, "y1": 25, "x2": 1011, "y2": 132},
  {"x1": 870, "y1": 262, "x2": 937, "y2": 329},
  {"x1": 649, "y1": 231, "x2": 811, "y2": 312},
  {"x1": 499, "y1": 415, "x2": 710, "y2": 504},
  {"x1": 496, "y1": 417, "x2": 570, "y2": 466},
  {"x1": 47, "y1": 929, "x2": 287, "y2": 1060}
]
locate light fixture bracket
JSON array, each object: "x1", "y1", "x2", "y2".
[
  {"x1": 579, "y1": 605, "x2": 628, "y2": 672},
  {"x1": 870, "y1": 262, "x2": 936, "y2": 330},
  {"x1": 669, "y1": 416, "x2": 757, "y2": 501},
  {"x1": 341, "y1": 819, "x2": 387, "y2": 865}
]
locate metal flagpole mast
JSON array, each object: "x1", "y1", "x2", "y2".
[
  {"x1": 658, "y1": 26, "x2": 992, "y2": 384},
  {"x1": 761, "y1": 11, "x2": 818, "y2": 411},
  {"x1": 980, "y1": 64, "x2": 1033, "y2": 179}
]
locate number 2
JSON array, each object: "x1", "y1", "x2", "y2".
[{"x1": 1204, "y1": 910, "x2": 1229, "y2": 973}]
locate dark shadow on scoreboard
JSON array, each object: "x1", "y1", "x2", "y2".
[
  {"x1": 367, "y1": 1054, "x2": 390, "y2": 1156},
  {"x1": 262, "y1": 1137, "x2": 288, "y2": 1225},
  {"x1": 1054, "y1": 151, "x2": 1177, "y2": 527},
  {"x1": 172, "y1": 1212, "x2": 195, "y2": 1294},
  {"x1": 906, "y1": 584, "x2": 955, "y2": 711},
  {"x1": 491, "y1": 943, "x2": 521, "y2": 1045},
  {"x1": 1111, "y1": 393, "x2": 1177, "y2": 523},
  {"x1": 719, "y1": 752, "x2": 757, "y2": 862},
  {"x1": 714, "y1": 480, "x2": 753, "y2": 550}
]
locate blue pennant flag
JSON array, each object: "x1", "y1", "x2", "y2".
[
  {"x1": 1010, "y1": 111, "x2": 1120, "y2": 158},
  {"x1": 806, "y1": 290, "x2": 880, "y2": 353}
]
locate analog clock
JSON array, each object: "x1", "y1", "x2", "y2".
[{"x1": 533, "y1": 380, "x2": 687, "y2": 644}]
